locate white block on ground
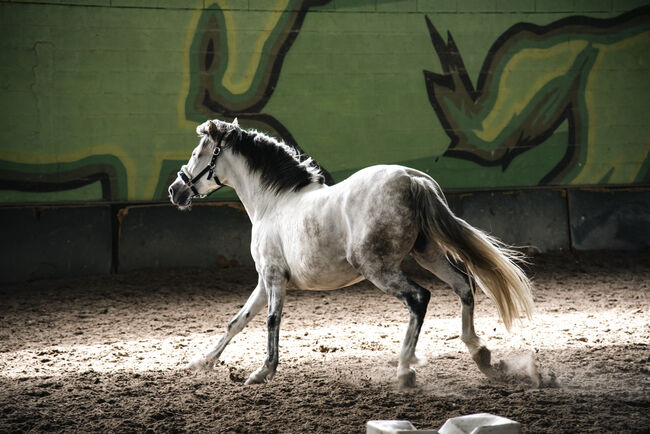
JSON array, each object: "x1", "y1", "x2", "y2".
[
  {"x1": 438, "y1": 413, "x2": 521, "y2": 434},
  {"x1": 366, "y1": 420, "x2": 439, "y2": 434}
]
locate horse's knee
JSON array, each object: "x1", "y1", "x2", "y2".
[
  {"x1": 227, "y1": 318, "x2": 245, "y2": 335},
  {"x1": 267, "y1": 312, "x2": 281, "y2": 330}
]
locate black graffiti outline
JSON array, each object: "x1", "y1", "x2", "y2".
[
  {"x1": 423, "y1": 5, "x2": 650, "y2": 184},
  {"x1": 184, "y1": 0, "x2": 335, "y2": 189},
  {"x1": 0, "y1": 159, "x2": 124, "y2": 202}
]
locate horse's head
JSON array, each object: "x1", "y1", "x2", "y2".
[{"x1": 168, "y1": 118, "x2": 242, "y2": 210}]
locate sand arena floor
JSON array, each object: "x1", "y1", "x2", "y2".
[{"x1": 0, "y1": 252, "x2": 648, "y2": 433}]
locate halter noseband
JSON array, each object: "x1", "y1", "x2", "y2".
[{"x1": 178, "y1": 132, "x2": 225, "y2": 199}]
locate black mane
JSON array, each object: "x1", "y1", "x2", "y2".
[{"x1": 230, "y1": 130, "x2": 325, "y2": 193}]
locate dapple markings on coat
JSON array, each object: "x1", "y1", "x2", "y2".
[{"x1": 168, "y1": 119, "x2": 534, "y2": 387}]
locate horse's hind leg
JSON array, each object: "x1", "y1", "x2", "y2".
[
  {"x1": 411, "y1": 247, "x2": 496, "y2": 378},
  {"x1": 359, "y1": 265, "x2": 431, "y2": 388}
]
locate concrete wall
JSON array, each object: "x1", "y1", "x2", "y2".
[
  {"x1": 568, "y1": 190, "x2": 650, "y2": 251},
  {"x1": 1, "y1": 1, "x2": 648, "y2": 282},
  {"x1": 446, "y1": 190, "x2": 570, "y2": 253},
  {"x1": 117, "y1": 203, "x2": 253, "y2": 271},
  {"x1": 2, "y1": 188, "x2": 647, "y2": 283},
  {"x1": 0, "y1": 206, "x2": 113, "y2": 282}
]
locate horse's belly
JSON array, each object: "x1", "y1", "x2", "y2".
[
  {"x1": 291, "y1": 275, "x2": 365, "y2": 291},
  {"x1": 289, "y1": 262, "x2": 364, "y2": 291}
]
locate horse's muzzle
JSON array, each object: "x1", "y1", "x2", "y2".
[{"x1": 168, "y1": 179, "x2": 192, "y2": 208}]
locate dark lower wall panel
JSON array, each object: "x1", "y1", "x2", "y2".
[
  {"x1": 0, "y1": 206, "x2": 112, "y2": 283},
  {"x1": 569, "y1": 190, "x2": 650, "y2": 251},
  {"x1": 118, "y1": 203, "x2": 254, "y2": 272},
  {"x1": 2, "y1": 188, "x2": 648, "y2": 283},
  {"x1": 446, "y1": 190, "x2": 570, "y2": 253}
]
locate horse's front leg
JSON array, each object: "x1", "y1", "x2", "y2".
[
  {"x1": 245, "y1": 268, "x2": 287, "y2": 385},
  {"x1": 187, "y1": 279, "x2": 266, "y2": 371}
]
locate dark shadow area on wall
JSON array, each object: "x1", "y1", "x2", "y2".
[{"x1": 1, "y1": 188, "x2": 648, "y2": 283}]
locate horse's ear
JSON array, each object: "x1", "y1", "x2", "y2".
[
  {"x1": 208, "y1": 120, "x2": 219, "y2": 141},
  {"x1": 232, "y1": 117, "x2": 239, "y2": 128}
]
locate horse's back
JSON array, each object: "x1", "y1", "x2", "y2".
[
  {"x1": 270, "y1": 165, "x2": 426, "y2": 290},
  {"x1": 336, "y1": 164, "x2": 434, "y2": 219}
]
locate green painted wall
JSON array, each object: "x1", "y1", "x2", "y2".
[{"x1": 1, "y1": 0, "x2": 648, "y2": 204}]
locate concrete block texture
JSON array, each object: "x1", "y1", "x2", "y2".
[
  {"x1": 569, "y1": 189, "x2": 650, "y2": 251},
  {"x1": 446, "y1": 190, "x2": 570, "y2": 252},
  {"x1": 118, "y1": 203, "x2": 254, "y2": 271},
  {"x1": 0, "y1": 206, "x2": 112, "y2": 282}
]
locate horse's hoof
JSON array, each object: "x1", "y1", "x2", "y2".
[
  {"x1": 244, "y1": 376, "x2": 263, "y2": 385},
  {"x1": 470, "y1": 346, "x2": 503, "y2": 379},
  {"x1": 471, "y1": 346, "x2": 491, "y2": 366},
  {"x1": 185, "y1": 356, "x2": 211, "y2": 371},
  {"x1": 398, "y1": 369, "x2": 416, "y2": 389},
  {"x1": 245, "y1": 367, "x2": 274, "y2": 385},
  {"x1": 244, "y1": 372, "x2": 267, "y2": 385}
]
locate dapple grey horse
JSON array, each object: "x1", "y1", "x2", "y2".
[{"x1": 168, "y1": 119, "x2": 534, "y2": 387}]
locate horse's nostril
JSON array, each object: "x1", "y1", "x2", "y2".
[{"x1": 168, "y1": 185, "x2": 174, "y2": 200}]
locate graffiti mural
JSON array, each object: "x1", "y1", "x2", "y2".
[
  {"x1": 158, "y1": 0, "x2": 335, "y2": 199},
  {"x1": 424, "y1": 6, "x2": 650, "y2": 186},
  {"x1": 186, "y1": 0, "x2": 328, "y2": 119},
  {"x1": 0, "y1": 1, "x2": 647, "y2": 205}
]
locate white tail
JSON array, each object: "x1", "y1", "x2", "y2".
[{"x1": 411, "y1": 178, "x2": 534, "y2": 330}]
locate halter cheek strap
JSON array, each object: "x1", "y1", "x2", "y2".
[{"x1": 178, "y1": 133, "x2": 225, "y2": 198}]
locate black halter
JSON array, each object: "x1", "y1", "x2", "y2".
[{"x1": 178, "y1": 133, "x2": 225, "y2": 199}]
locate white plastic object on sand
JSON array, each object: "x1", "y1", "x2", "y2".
[
  {"x1": 366, "y1": 420, "x2": 439, "y2": 434},
  {"x1": 438, "y1": 413, "x2": 521, "y2": 434},
  {"x1": 367, "y1": 413, "x2": 521, "y2": 434}
]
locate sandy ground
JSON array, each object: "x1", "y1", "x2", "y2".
[{"x1": 0, "y1": 252, "x2": 648, "y2": 433}]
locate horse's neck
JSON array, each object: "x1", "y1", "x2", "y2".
[{"x1": 220, "y1": 153, "x2": 279, "y2": 222}]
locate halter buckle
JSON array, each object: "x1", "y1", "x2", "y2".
[{"x1": 207, "y1": 146, "x2": 221, "y2": 180}]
